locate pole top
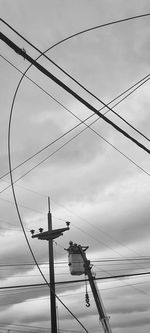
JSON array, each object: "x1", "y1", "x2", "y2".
[{"x1": 48, "y1": 197, "x2": 50, "y2": 213}]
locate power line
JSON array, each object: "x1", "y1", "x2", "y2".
[
  {"x1": 3, "y1": 145, "x2": 147, "y2": 330},
  {"x1": 1, "y1": 17, "x2": 149, "y2": 202},
  {"x1": 1, "y1": 280, "x2": 150, "y2": 302},
  {"x1": 1, "y1": 119, "x2": 149, "y2": 196},
  {"x1": 1, "y1": 32, "x2": 149, "y2": 154},
  {"x1": 0, "y1": 27, "x2": 149, "y2": 260},
  {"x1": 1, "y1": 16, "x2": 150, "y2": 142},
  {"x1": 1, "y1": 170, "x2": 148, "y2": 266},
  {"x1": 1, "y1": 16, "x2": 150, "y2": 330},
  {"x1": 2, "y1": 279, "x2": 150, "y2": 301},
  {"x1": 1, "y1": 173, "x2": 147, "y2": 281},
  {"x1": 0, "y1": 322, "x2": 81, "y2": 333},
  {"x1": 0, "y1": 267, "x2": 149, "y2": 278},
  {"x1": 0, "y1": 322, "x2": 50, "y2": 332},
  {"x1": 0, "y1": 53, "x2": 150, "y2": 183},
  {"x1": 6, "y1": 99, "x2": 89, "y2": 332},
  {"x1": 1, "y1": 270, "x2": 150, "y2": 291},
  {"x1": 1, "y1": 256, "x2": 150, "y2": 267},
  {"x1": 0, "y1": 195, "x2": 44, "y2": 214},
  {"x1": 0, "y1": 79, "x2": 149, "y2": 194},
  {"x1": 5, "y1": 113, "x2": 89, "y2": 331},
  {"x1": 0, "y1": 185, "x2": 147, "y2": 266}
]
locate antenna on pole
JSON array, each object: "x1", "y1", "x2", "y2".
[{"x1": 48, "y1": 196, "x2": 50, "y2": 213}]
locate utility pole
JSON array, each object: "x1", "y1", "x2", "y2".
[
  {"x1": 31, "y1": 197, "x2": 70, "y2": 333},
  {"x1": 48, "y1": 197, "x2": 57, "y2": 333}
]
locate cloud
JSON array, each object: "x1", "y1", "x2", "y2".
[{"x1": 0, "y1": 1, "x2": 150, "y2": 332}]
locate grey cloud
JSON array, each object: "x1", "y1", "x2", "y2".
[
  {"x1": 1, "y1": 1, "x2": 150, "y2": 332},
  {"x1": 114, "y1": 315, "x2": 150, "y2": 329}
]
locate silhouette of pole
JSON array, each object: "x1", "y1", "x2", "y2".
[
  {"x1": 31, "y1": 198, "x2": 70, "y2": 332},
  {"x1": 48, "y1": 197, "x2": 57, "y2": 333}
]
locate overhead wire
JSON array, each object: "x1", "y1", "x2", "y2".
[
  {"x1": 0, "y1": 195, "x2": 44, "y2": 214},
  {"x1": 51, "y1": 197, "x2": 148, "y2": 260},
  {"x1": 1, "y1": 256, "x2": 150, "y2": 267},
  {"x1": 7, "y1": 66, "x2": 89, "y2": 333},
  {"x1": 2, "y1": 15, "x2": 150, "y2": 329},
  {"x1": 6, "y1": 77, "x2": 142, "y2": 333},
  {"x1": 0, "y1": 266, "x2": 148, "y2": 277},
  {"x1": 1, "y1": 144, "x2": 148, "y2": 279},
  {"x1": 6, "y1": 74, "x2": 90, "y2": 333},
  {"x1": 2, "y1": 274, "x2": 150, "y2": 309},
  {"x1": 1, "y1": 270, "x2": 150, "y2": 291},
  {"x1": 0, "y1": 16, "x2": 150, "y2": 143},
  {"x1": 1, "y1": 32, "x2": 149, "y2": 154},
  {"x1": 0, "y1": 64, "x2": 149, "y2": 220},
  {"x1": 0, "y1": 322, "x2": 81, "y2": 333},
  {"x1": 0, "y1": 322, "x2": 50, "y2": 332},
  {"x1": 0, "y1": 17, "x2": 149, "y2": 260},
  {"x1": 0, "y1": 321, "x2": 82, "y2": 333},
  {"x1": 0, "y1": 183, "x2": 147, "y2": 271},
  {"x1": 0, "y1": 55, "x2": 150, "y2": 267},
  {"x1": 0, "y1": 62, "x2": 148, "y2": 286},
  {"x1": 0, "y1": 184, "x2": 147, "y2": 265},
  {"x1": 1, "y1": 279, "x2": 150, "y2": 302},
  {"x1": 0, "y1": 53, "x2": 150, "y2": 184},
  {"x1": 1, "y1": 19, "x2": 150, "y2": 198}
]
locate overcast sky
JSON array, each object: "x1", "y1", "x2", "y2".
[{"x1": 0, "y1": 1, "x2": 150, "y2": 332}]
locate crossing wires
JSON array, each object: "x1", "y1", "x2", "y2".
[
  {"x1": 1, "y1": 13, "x2": 150, "y2": 333},
  {"x1": 1, "y1": 31, "x2": 149, "y2": 154},
  {"x1": 0, "y1": 53, "x2": 149, "y2": 186}
]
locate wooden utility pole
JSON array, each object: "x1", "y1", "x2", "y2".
[
  {"x1": 48, "y1": 197, "x2": 57, "y2": 333},
  {"x1": 31, "y1": 197, "x2": 70, "y2": 333}
]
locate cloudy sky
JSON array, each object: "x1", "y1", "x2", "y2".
[{"x1": 0, "y1": 0, "x2": 150, "y2": 332}]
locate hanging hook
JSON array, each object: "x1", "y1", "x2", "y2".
[
  {"x1": 85, "y1": 291, "x2": 90, "y2": 307},
  {"x1": 85, "y1": 275, "x2": 90, "y2": 307}
]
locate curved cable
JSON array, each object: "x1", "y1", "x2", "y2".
[{"x1": 2, "y1": 13, "x2": 150, "y2": 51}]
